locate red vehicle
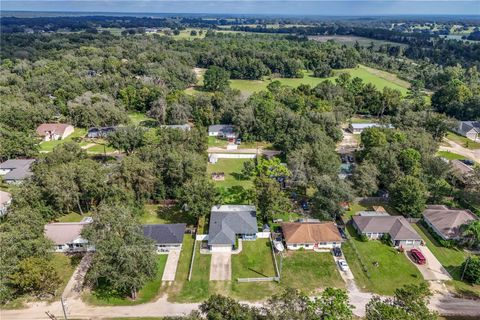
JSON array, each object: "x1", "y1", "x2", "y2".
[{"x1": 410, "y1": 248, "x2": 426, "y2": 265}]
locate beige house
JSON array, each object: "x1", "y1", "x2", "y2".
[
  {"x1": 36, "y1": 123, "x2": 74, "y2": 141},
  {"x1": 282, "y1": 222, "x2": 343, "y2": 251},
  {"x1": 44, "y1": 217, "x2": 94, "y2": 252}
]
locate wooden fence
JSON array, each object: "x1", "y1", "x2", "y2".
[{"x1": 237, "y1": 277, "x2": 279, "y2": 283}]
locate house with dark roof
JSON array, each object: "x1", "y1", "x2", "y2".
[
  {"x1": 44, "y1": 217, "x2": 93, "y2": 253},
  {"x1": 0, "y1": 159, "x2": 35, "y2": 184},
  {"x1": 208, "y1": 124, "x2": 237, "y2": 139},
  {"x1": 36, "y1": 123, "x2": 74, "y2": 141},
  {"x1": 282, "y1": 222, "x2": 343, "y2": 251},
  {"x1": 455, "y1": 121, "x2": 480, "y2": 142},
  {"x1": 87, "y1": 127, "x2": 117, "y2": 138},
  {"x1": 208, "y1": 205, "x2": 258, "y2": 252},
  {"x1": 422, "y1": 205, "x2": 478, "y2": 240},
  {"x1": 143, "y1": 223, "x2": 186, "y2": 253},
  {"x1": 352, "y1": 215, "x2": 422, "y2": 247}
]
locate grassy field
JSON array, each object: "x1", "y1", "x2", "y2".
[
  {"x1": 138, "y1": 205, "x2": 196, "y2": 226},
  {"x1": 446, "y1": 132, "x2": 480, "y2": 150},
  {"x1": 167, "y1": 236, "x2": 214, "y2": 302},
  {"x1": 281, "y1": 251, "x2": 344, "y2": 292},
  {"x1": 38, "y1": 128, "x2": 87, "y2": 152},
  {"x1": 207, "y1": 158, "x2": 253, "y2": 189},
  {"x1": 85, "y1": 254, "x2": 168, "y2": 306},
  {"x1": 56, "y1": 212, "x2": 84, "y2": 222},
  {"x1": 343, "y1": 224, "x2": 425, "y2": 295},
  {"x1": 128, "y1": 112, "x2": 156, "y2": 126},
  {"x1": 412, "y1": 223, "x2": 480, "y2": 299},
  {"x1": 436, "y1": 151, "x2": 466, "y2": 161},
  {"x1": 208, "y1": 136, "x2": 229, "y2": 148}
]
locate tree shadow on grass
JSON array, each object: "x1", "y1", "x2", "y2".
[{"x1": 156, "y1": 206, "x2": 196, "y2": 225}]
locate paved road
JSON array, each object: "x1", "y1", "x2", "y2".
[
  {"x1": 162, "y1": 250, "x2": 181, "y2": 281},
  {"x1": 209, "y1": 253, "x2": 231, "y2": 281},
  {"x1": 440, "y1": 138, "x2": 480, "y2": 163}
]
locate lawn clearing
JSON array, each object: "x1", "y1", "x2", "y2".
[
  {"x1": 38, "y1": 128, "x2": 87, "y2": 152},
  {"x1": 412, "y1": 223, "x2": 480, "y2": 298},
  {"x1": 230, "y1": 238, "x2": 278, "y2": 300},
  {"x1": 343, "y1": 224, "x2": 425, "y2": 295},
  {"x1": 208, "y1": 136, "x2": 229, "y2": 148},
  {"x1": 280, "y1": 251, "x2": 344, "y2": 293},
  {"x1": 446, "y1": 132, "x2": 480, "y2": 150},
  {"x1": 167, "y1": 236, "x2": 214, "y2": 302},
  {"x1": 436, "y1": 151, "x2": 466, "y2": 161},
  {"x1": 84, "y1": 254, "x2": 168, "y2": 306},
  {"x1": 56, "y1": 212, "x2": 84, "y2": 223},
  {"x1": 128, "y1": 112, "x2": 156, "y2": 126},
  {"x1": 138, "y1": 205, "x2": 196, "y2": 225},
  {"x1": 207, "y1": 158, "x2": 253, "y2": 189}
]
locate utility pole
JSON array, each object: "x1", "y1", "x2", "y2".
[{"x1": 60, "y1": 296, "x2": 68, "y2": 320}]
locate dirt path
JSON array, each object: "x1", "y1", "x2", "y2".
[
  {"x1": 439, "y1": 138, "x2": 480, "y2": 163},
  {"x1": 63, "y1": 253, "x2": 93, "y2": 299},
  {"x1": 337, "y1": 129, "x2": 359, "y2": 154}
]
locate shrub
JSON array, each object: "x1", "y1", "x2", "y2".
[
  {"x1": 462, "y1": 256, "x2": 480, "y2": 284},
  {"x1": 360, "y1": 234, "x2": 369, "y2": 242}
]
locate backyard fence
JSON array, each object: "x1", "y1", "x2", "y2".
[
  {"x1": 256, "y1": 232, "x2": 271, "y2": 238},
  {"x1": 237, "y1": 277, "x2": 279, "y2": 283},
  {"x1": 188, "y1": 234, "x2": 197, "y2": 281},
  {"x1": 345, "y1": 233, "x2": 371, "y2": 279}
]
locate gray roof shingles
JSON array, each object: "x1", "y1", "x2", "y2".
[
  {"x1": 143, "y1": 223, "x2": 186, "y2": 245},
  {"x1": 352, "y1": 215, "x2": 422, "y2": 241},
  {"x1": 0, "y1": 159, "x2": 35, "y2": 181},
  {"x1": 208, "y1": 205, "x2": 257, "y2": 245}
]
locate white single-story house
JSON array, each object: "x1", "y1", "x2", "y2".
[
  {"x1": 143, "y1": 223, "x2": 186, "y2": 253},
  {"x1": 36, "y1": 123, "x2": 74, "y2": 141},
  {"x1": 349, "y1": 123, "x2": 394, "y2": 134},
  {"x1": 352, "y1": 215, "x2": 423, "y2": 247},
  {"x1": 208, "y1": 124, "x2": 237, "y2": 139},
  {"x1": 0, "y1": 190, "x2": 12, "y2": 217},
  {"x1": 208, "y1": 205, "x2": 258, "y2": 253},
  {"x1": 0, "y1": 159, "x2": 35, "y2": 184},
  {"x1": 455, "y1": 121, "x2": 480, "y2": 142},
  {"x1": 160, "y1": 124, "x2": 191, "y2": 131},
  {"x1": 44, "y1": 217, "x2": 94, "y2": 253},
  {"x1": 423, "y1": 205, "x2": 478, "y2": 240},
  {"x1": 281, "y1": 222, "x2": 343, "y2": 251}
]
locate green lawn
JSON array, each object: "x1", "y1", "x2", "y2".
[
  {"x1": 208, "y1": 136, "x2": 229, "y2": 148},
  {"x1": 412, "y1": 223, "x2": 480, "y2": 298},
  {"x1": 84, "y1": 254, "x2": 168, "y2": 306},
  {"x1": 436, "y1": 151, "x2": 466, "y2": 161},
  {"x1": 38, "y1": 128, "x2": 87, "y2": 152},
  {"x1": 128, "y1": 112, "x2": 156, "y2": 126},
  {"x1": 207, "y1": 158, "x2": 253, "y2": 189},
  {"x1": 446, "y1": 132, "x2": 480, "y2": 150},
  {"x1": 138, "y1": 205, "x2": 196, "y2": 226},
  {"x1": 280, "y1": 251, "x2": 344, "y2": 292},
  {"x1": 56, "y1": 212, "x2": 84, "y2": 223},
  {"x1": 343, "y1": 224, "x2": 425, "y2": 295},
  {"x1": 227, "y1": 65, "x2": 409, "y2": 95},
  {"x1": 167, "y1": 236, "x2": 215, "y2": 302}
]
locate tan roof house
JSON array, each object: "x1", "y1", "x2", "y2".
[
  {"x1": 36, "y1": 123, "x2": 74, "y2": 141},
  {"x1": 423, "y1": 205, "x2": 478, "y2": 240},
  {"x1": 282, "y1": 222, "x2": 343, "y2": 251},
  {"x1": 352, "y1": 215, "x2": 422, "y2": 247},
  {"x1": 44, "y1": 217, "x2": 93, "y2": 252}
]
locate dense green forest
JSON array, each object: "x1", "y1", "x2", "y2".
[{"x1": 1, "y1": 24, "x2": 479, "y2": 305}]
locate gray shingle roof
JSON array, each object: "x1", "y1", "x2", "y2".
[
  {"x1": 352, "y1": 215, "x2": 422, "y2": 241},
  {"x1": 143, "y1": 223, "x2": 186, "y2": 245},
  {"x1": 208, "y1": 205, "x2": 257, "y2": 245},
  {"x1": 423, "y1": 206, "x2": 478, "y2": 239},
  {"x1": 457, "y1": 121, "x2": 480, "y2": 135},
  {"x1": 0, "y1": 159, "x2": 35, "y2": 181},
  {"x1": 208, "y1": 124, "x2": 235, "y2": 135}
]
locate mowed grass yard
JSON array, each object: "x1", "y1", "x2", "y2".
[
  {"x1": 38, "y1": 128, "x2": 87, "y2": 152},
  {"x1": 228, "y1": 65, "x2": 409, "y2": 95},
  {"x1": 207, "y1": 158, "x2": 253, "y2": 189},
  {"x1": 85, "y1": 254, "x2": 168, "y2": 306},
  {"x1": 412, "y1": 223, "x2": 480, "y2": 299},
  {"x1": 446, "y1": 132, "x2": 480, "y2": 150},
  {"x1": 342, "y1": 224, "x2": 425, "y2": 295},
  {"x1": 436, "y1": 151, "x2": 467, "y2": 161}
]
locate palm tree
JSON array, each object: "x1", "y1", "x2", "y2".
[{"x1": 462, "y1": 220, "x2": 480, "y2": 249}]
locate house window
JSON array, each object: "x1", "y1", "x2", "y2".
[
  {"x1": 293, "y1": 244, "x2": 297, "y2": 247},
  {"x1": 320, "y1": 242, "x2": 327, "y2": 245},
  {"x1": 305, "y1": 244, "x2": 310, "y2": 248}
]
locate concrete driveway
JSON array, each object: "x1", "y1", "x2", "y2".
[
  {"x1": 210, "y1": 253, "x2": 231, "y2": 281},
  {"x1": 162, "y1": 250, "x2": 181, "y2": 281},
  {"x1": 405, "y1": 246, "x2": 452, "y2": 281}
]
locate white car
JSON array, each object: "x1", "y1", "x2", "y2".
[{"x1": 338, "y1": 259, "x2": 349, "y2": 271}]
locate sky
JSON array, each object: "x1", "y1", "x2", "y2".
[{"x1": 1, "y1": 1, "x2": 480, "y2": 16}]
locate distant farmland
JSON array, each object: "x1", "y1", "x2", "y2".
[{"x1": 308, "y1": 35, "x2": 408, "y2": 49}]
